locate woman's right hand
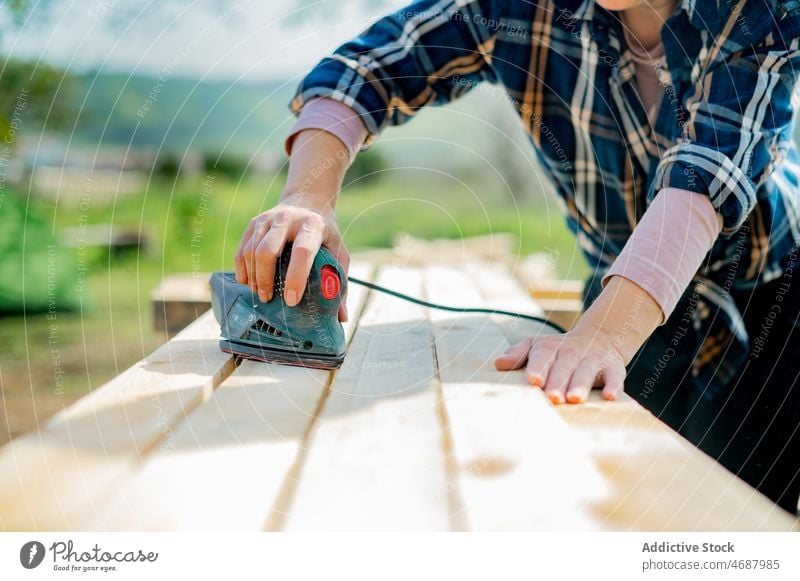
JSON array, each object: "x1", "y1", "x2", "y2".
[
  {"x1": 234, "y1": 128, "x2": 353, "y2": 321},
  {"x1": 234, "y1": 196, "x2": 350, "y2": 322}
]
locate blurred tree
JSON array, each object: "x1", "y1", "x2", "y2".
[
  {"x1": 1, "y1": 0, "x2": 72, "y2": 146},
  {"x1": 0, "y1": 59, "x2": 73, "y2": 146},
  {"x1": 344, "y1": 148, "x2": 389, "y2": 186},
  {"x1": 203, "y1": 153, "x2": 250, "y2": 181},
  {"x1": 0, "y1": 190, "x2": 79, "y2": 314},
  {"x1": 154, "y1": 153, "x2": 182, "y2": 179},
  {"x1": 0, "y1": 1, "x2": 78, "y2": 315}
]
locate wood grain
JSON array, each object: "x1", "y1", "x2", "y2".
[
  {"x1": 282, "y1": 266, "x2": 452, "y2": 530},
  {"x1": 0, "y1": 312, "x2": 235, "y2": 530},
  {"x1": 89, "y1": 264, "x2": 373, "y2": 531},
  {"x1": 4, "y1": 257, "x2": 796, "y2": 532},
  {"x1": 425, "y1": 265, "x2": 610, "y2": 530},
  {"x1": 467, "y1": 263, "x2": 799, "y2": 530}
]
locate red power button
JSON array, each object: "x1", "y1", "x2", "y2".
[{"x1": 320, "y1": 265, "x2": 341, "y2": 300}]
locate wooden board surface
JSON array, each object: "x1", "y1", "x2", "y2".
[
  {"x1": 282, "y1": 267, "x2": 451, "y2": 530},
  {"x1": 89, "y1": 264, "x2": 373, "y2": 531},
  {"x1": 424, "y1": 265, "x2": 611, "y2": 530},
  {"x1": 0, "y1": 312, "x2": 235, "y2": 530},
  {"x1": 1, "y1": 260, "x2": 797, "y2": 532}
]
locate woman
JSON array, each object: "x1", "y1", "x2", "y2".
[{"x1": 235, "y1": 0, "x2": 800, "y2": 513}]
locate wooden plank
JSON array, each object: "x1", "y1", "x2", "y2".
[
  {"x1": 465, "y1": 261, "x2": 544, "y2": 317},
  {"x1": 528, "y1": 279, "x2": 585, "y2": 301},
  {"x1": 89, "y1": 263, "x2": 373, "y2": 531},
  {"x1": 282, "y1": 266, "x2": 453, "y2": 530},
  {"x1": 532, "y1": 299, "x2": 584, "y2": 331},
  {"x1": 464, "y1": 261, "x2": 550, "y2": 346},
  {"x1": 466, "y1": 262, "x2": 582, "y2": 333},
  {"x1": 557, "y1": 397, "x2": 800, "y2": 531},
  {"x1": 425, "y1": 265, "x2": 611, "y2": 530},
  {"x1": 0, "y1": 311, "x2": 235, "y2": 531},
  {"x1": 468, "y1": 263, "x2": 799, "y2": 530},
  {"x1": 151, "y1": 273, "x2": 212, "y2": 337}
]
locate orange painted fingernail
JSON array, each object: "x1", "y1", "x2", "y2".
[
  {"x1": 547, "y1": 392, "x2": 563, "y2": 405},
  {"x1": 527, "y1": 375, "x2": 544, "y2": 388},
  {"x1": 566, "y1": 393, "x2": 583, "y2": 404}
]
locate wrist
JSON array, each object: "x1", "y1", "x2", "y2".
[
  {"x1": 576, "y1": 275, "x2": 662, "y2": 364},
  {"x1": 279, "y1": 189, "x2": 338, "y2": 214},
  {"x1": 573, "y1": 320, "x2": 628, "y2": 361},
  {"x1": 282, "y1": 129, "x2": 348, "y2": 211}
]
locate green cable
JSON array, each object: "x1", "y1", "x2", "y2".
[{"x1": 347, "y1": 275, "x2": 568, "y2": 334}]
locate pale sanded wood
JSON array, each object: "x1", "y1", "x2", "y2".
[
  {"x1": 464, "y1": 261, "x2": 544, "y2": 317},
  {"x1": 0, "y1": 311, "x2": 235, "y2": 531},
  {"x1": 6, "y1": 255, "x2": 795, "y2": 532},
  {"x1": 425, "y1": 265, "x2": 611, "y2": 530},
  {"x1": 151, "y1": 273, "x2": 212, "y2": 337},
  {"x1": 557, "y1": 396, "x2": 800, "y2": 531},
  {"x1": 89, "y1": 263, "x2": 373, "y2": 531},
  {"x1": 466, "y1": 263, "x2": 799, "y2": 530},
  {"x1": 282, "y1": 266, "x2": 453, "y2": 530},
  {"x1": 463, "y1": 261, "x2": 553, "y2": 347},
  {"x1": 529, "y1": 279, "x2": 586, "y2": 300}
]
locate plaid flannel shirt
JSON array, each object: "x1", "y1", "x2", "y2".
[{"x1": 290, "y1": 0, "x2": 800, "y2": 393}]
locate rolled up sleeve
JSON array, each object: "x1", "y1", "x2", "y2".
[
  {"x1": 289, "y1": 0, "x2": 504, "y2": 147},
  {"x1": 651, "y1": 9, "x2": 800, "y2": 236}
]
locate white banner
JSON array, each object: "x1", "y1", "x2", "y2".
[{"x1": 0, "y1": 532, "x2": 798, "y2": 580}]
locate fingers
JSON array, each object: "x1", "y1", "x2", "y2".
[
  {"x1": 240, "y1": 238, "x2": 258, "y2": 294},
  {"x1": 238, "y1": 217, "x2": 271, "y2": 293},
  {"x1": 541, "y1": 347, "x2": 583, "y2": 405},
  {"x1": 493, "y1": 329, "x2": 627, "y2": 406},
  {"x1": 236, "y1": 207, "x2": 341, "y2": 306},
  {"x1": 284, "y1": 219, "x2": 324, "y2": 306},
  {"x1": 495, "y1": 338, "x2": 533, "y2": 371},
  {"x1": 565, "y1": 361, "x2": 602, "y2": 404},
  {"x1": 524, "y1": 342, "x2": 557, "y2": 389},
  {"x1": 254, "y1": 227, "x2": 288, "y2": 302},
  {"x1": 601, "y1": 363, "x2": 626, "y2": 401},
  {"x1": 234, "y1": 221, "x2": 255, "y2": 284}
]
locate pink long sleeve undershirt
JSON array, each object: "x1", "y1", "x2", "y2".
[
  {"x1": 285, "y1": 99, "x2": 723, "y2": 324},
  {"x1": 601, "y1": 188, "x2": 722, "y2": 324},
  {"x1": 284, "y1": 98, "x2": 369, "y2": 162}
]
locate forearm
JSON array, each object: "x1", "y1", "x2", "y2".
[
  {"x1": 578, "y1": 188, "x2": 723, "y2": 364},
  {"x1": 281, "y1": 128, "x2": 351, "y2": 212}
]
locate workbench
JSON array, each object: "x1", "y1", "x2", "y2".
[{"x1": 1, "y1": 260, "x2": 797, "y2": 531}]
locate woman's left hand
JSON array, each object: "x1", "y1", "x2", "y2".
[
  {"x1": 495, "y1": 325, "x2": 627, "y2": 404},
  {"x1": 494, "y1": 275, "x2": 665, "y2": 405}
]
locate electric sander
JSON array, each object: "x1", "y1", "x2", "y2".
[
  {"x1": 211, "y1": 245, "x2": 568, "y2": 371},
  {"x1": 210, "y1": 244, "x2": 347, "y2": 370}
]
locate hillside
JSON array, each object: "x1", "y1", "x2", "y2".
[{"x1": 69, "y1": 72, "x2": 299, "y2": 156}]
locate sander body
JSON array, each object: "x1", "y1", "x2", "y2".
[{"x1": 210, "y1": 245, "x2": 347, "y2": 370}]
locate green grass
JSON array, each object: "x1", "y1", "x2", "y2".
[{"x1": 0, "y1": 173, "x2": 587, "y2": 442}]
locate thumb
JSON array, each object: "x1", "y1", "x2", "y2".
[{"x1": 495, "y1": 338, "x2": 533, "y2": 371}]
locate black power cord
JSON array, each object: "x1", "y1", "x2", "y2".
[{"x1": 347, "y1": 275, "x2": 569, "y2": 334}]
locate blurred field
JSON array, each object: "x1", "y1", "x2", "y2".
[{"x1": 0, "y1": 171, "x2": 587, "y2": 444}]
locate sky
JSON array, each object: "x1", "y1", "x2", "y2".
[{"x1": 1, "y1": 0, "x2": 407, "y2": 80}]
